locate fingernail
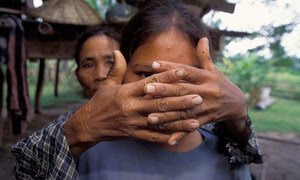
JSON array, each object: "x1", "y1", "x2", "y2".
[
  {"x1": 190, "y1": 122, "x2": 199, "y2": 129},
  {"x1": 152, "y1": 62, "x2": 161, "y2": 68},
  {"x1": 175, "y1": 69, "x2": 185, "y2": 78},
  {"x1": 192, "y1": 96, "x2": 202, "y2": 105},
  {"x1": 149, "y1": 116, "x2": 159, "y2": 123},
  {"x1": 170, "y1": 140, "x2": 177, "y2": 146},
  {"x1": 146, "y1": 84, "x2": 156, "y2": 93}
]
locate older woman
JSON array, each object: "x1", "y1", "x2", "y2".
[{"x1": 12, "y1": 0, "x2": 262, "y2": 179}]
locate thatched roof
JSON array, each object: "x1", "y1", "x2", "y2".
[
  {"x1": 27, "y1": 0, "x2": 102, "y2": 26},
  {"x1": 125, "y1": 0, "x2": 235, "y2": 14}
]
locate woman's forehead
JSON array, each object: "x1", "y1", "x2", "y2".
[{"x1": 130, "y1": 29, "x2": 199, "y2": 67}]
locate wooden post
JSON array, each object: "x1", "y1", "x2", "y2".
[
  {"x1": 54, "y1": 59, "x2": 61, "y2": 97},
  {"x1": 34, "y1": 59, "x2": 45, "y2": 114},
  {"x1": 0, "y1": 64, "x2": 3, "y2": 121},
  {"x1": 0, "y1": 64, "x2": 4, "y2": 148}
]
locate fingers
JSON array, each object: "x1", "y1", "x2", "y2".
[
  {"x1": 148, "y1": 106, "x2": 202, "y2": 124},
  {"x1": 131, "y1": 68, "x2": 186, "y2": 96},
  {"x1": 150, "y1": 61, "x2": 211, "y2": 83},
  {"x1": 137, "y1": 94, "x2": 203, "y2": 113},
  {"x1": 103, "y1": 50, "x2": 127, "y2": 85},
  {"x1": 196, "y1": 37, "x2": 216, "y2": 71},
  {"x1": 154, "y1": 119, "x2": 200, "y2": 132},
  {"x1": 144, "y1": 83, "x2": 199, "y2": 97},
  {"x1": 168, "y1": 132, "x2": 188, "y2": 146},
  {"x1": 132, "y1": 130, "x2": 170, "y2": 144}
]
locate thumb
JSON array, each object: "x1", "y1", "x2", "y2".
[
  {"x1": 196, "y1": 37, "x2": 216, "y2": 71},
  {"x1": 103, "y1": 50, "x2": 127, "y2": 85}
]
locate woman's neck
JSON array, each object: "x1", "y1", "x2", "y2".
[{"x1": 160, "y1": 130, "x2": 203, "y2": 152}]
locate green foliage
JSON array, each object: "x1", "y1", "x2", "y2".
[
  {"x1": 85, "y1": 0, "x2": 99, "y2": 11},
  {"x1": 249, "y1": 97, "x2": 300, "y2": 133},
  {"x1": 248, "y1": 23, "x2": 296, "y2": 69},
  {"x1": 218, "y1": 53, "x2": 271, "y2": 93},
  {"x1": 27, "y1": 60, "x2": 86, "y2": 108}
]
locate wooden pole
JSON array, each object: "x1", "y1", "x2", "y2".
[
  {"x1": 34, "y1": 59, "x2": 45, "y2": 114},
  {"x1": 54, "y1": 59, "x2": 61, "y2": 97},
  {"x1": 0, "y1": 64, "x2": 4, "y2": 148},
  {"x1": 0, "y1": 64, "x2": 3, "y2": 120}
]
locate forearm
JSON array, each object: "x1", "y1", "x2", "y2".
[
  {"x1": 63, "y1": 103, "x2": 107, "y2": 157},
  {"x1": 64, "y1": 111, "x2": 98, "y2": 157},
  {"x1": 223, "y1": 115, "x2": 251, "y2": 146}
]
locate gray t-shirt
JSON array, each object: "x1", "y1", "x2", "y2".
[{"x1": 76, "y1": 129, "x2": 251, "y2": 180}]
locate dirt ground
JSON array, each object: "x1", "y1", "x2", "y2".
[{"x1": 0, "y1": 103, "x2": 299, "y2": 180}]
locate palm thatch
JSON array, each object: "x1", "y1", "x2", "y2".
[
  {"x1": 125, "y1": 0, "x2": 235, "y2": 14},
  {"x1": 27, "y1": 0, "x2": 102, "y2": 26}
]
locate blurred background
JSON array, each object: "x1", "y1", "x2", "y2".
[{"x1": 0, "y1": 0, "x2": 299, "y2": 179}]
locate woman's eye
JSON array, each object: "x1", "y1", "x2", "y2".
[
  {"x1": 105, "y1": 60, "x2": 114, "y2": 66},
  {"x1": 138, "y1": 72, "x2": 153, "y2": 78},
  {"x1": 83, "y1": 63, "x2": 94, "y2": 68}
]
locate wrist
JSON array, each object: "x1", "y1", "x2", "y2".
[
  {"x1": 64, "y1": 109, "x2": 97, "y2": 157},
  {"x1": 224, "y1": 114, "x2": 251, "y2": 146}
]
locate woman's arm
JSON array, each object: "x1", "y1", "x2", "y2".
[
  {"x1": 11, "y1": 112, "x2": 78, "y2": 179},
  {"x1": 11, "y1": 50, "x2": 206, "y2": 179}
]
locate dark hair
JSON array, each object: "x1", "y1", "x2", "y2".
[
  {"x1": 120, "y1": 0, "x2": 211, "y2": 62},
  {"x1": 75, "y1": 25, "x2": 121, "y2": 65}
]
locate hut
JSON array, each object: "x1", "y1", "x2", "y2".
[{"x1": 0, "y1": 0, "x2": 102, "y2": 136}]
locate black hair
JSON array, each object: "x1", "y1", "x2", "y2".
[
  {"x1": 120, "y1": 0, "x2": 211, "y2": 62},
  {"x1": 75, "y1": 25, "x2": 121, "y2": 65}
]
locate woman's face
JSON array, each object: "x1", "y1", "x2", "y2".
[
  {"x1": 76, "y1": 35, "x2": 119, "y2": 97},
  {"x1": 123, "y1": 28, "x2": 200, "y2": 83}
]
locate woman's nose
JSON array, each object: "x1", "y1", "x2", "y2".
[{"x1": 94, "y1": 65, "x2": 109, "y2": 81}]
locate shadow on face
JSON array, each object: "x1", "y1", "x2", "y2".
[{"x1": 123, "y1": 28, "x2": 200, "y2": 84}]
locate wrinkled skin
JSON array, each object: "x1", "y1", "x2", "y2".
[
  {"x1": 76, "y1": 35, "x2": 119, "y2": 97},
  {"x1": 64, "y1": 30, "x2": 248, "y2": 157},
  {"x1": 65, "y1": 50, "x2": 202, "y2": 157},
  {"x1": 124, "y1": 29, "x2": 247, "y2": 144}
]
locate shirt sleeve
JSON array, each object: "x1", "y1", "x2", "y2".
[
  {"x1": 11, "y1": 111, "x2": 78, "y2": 180},
  {"x1": 208, "y1": 115, "x2": 263, "y2": 167}
]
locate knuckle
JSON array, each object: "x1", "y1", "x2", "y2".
[
  {"x1": 207, "y1": 84, "x2": 221, "y2": 98},
  {"x1": 148, "y1": 75, "x2": 160, "y2": 83},
  {"x1": 157, "y1": 98, "x2": 169, "y2": 112},
  {"x1": 180, "y1": 109, "x2": 195, "y2": 118},
  {"x1": 175, "y1": 132, "x2": 188, "y2": 141},
  {"x1": 178, "y1": 84, "x2": 190, "y2": 95},
  {"x1": 149, "y1": 135, "x2": 160, "y2": 143},
  {"x1": 159, "y1": 122, "x2": 176, "y2": 130},
  {"x1": 118, "y1": 100, "x2": 134, "y2": 116},
  {"x1": 158, "y1": 84, "x2": 168, "y2": 95},
  {"x1": 180, "y1": 121, "x2": 189, "y2": 129},
  {"x1": 209, "y1": 72, "x2": 218, "y2": 81},
  {"x1": 163, "y1": 112, "x2": 172, "y2": 121},
  {"x1": 164, "y1": 71, "x2": 176, "y2": 81},
  {"x1": 213, "y1": 85, "x2": 222, "y2": 98}
]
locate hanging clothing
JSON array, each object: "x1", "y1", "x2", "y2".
[{"x1": 0, "y1": 15, "x2": 31, "y2": 135}]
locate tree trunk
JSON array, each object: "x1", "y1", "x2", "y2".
[
  {"x1": 54, "y1": 59, "x2": 61, "y2": 97},
  {"x1": 35, "y1": 59, "x2": 45, "y2": 114}
]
